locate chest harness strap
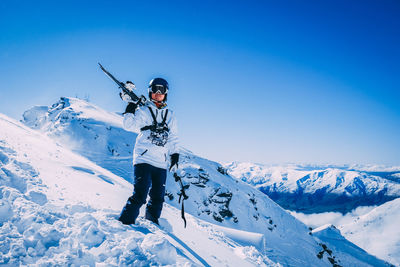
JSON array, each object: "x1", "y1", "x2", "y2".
[{"x1": 140, "y1": 107, "x2": 169, "y2": 132}]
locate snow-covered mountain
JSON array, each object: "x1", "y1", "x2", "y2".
[
  {"x1": 339, "y1": 197, "x2": 400, "y2": 266},
  {"x1": 23, "y1": 97, "x2": 137, "y2": 183},
  {"x1": 3, "y1": 96, "x2": 390, "y2": 266},
  {"x1": 224, "y1": 162, "x2": 400, "y2": 214}
]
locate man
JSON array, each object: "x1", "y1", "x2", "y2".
[{"x1": 118, "y1": 78, "x2": 179, "y2": 225}]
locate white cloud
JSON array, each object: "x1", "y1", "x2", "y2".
[{"x1": 289, "y1": 205, "x2": 377, "y2": 229}]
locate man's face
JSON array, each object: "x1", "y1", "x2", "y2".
[{"x1": 151, "y1": 93, "x2": 165, "y2": 102}]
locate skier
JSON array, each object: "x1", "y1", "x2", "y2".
[{"x1": 118, "y1": 78, "x2": 180, "y2": 225}]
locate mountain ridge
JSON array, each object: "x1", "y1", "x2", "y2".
[{"x1": 224, "y1": 161, "x2": 400, "y2": 213}]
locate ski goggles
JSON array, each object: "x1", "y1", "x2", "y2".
[{"x1": 150, "y1": 85, "x2": 168, "y2": 94}]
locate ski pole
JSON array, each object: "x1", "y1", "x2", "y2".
[{"x1": 174, "y1": 172, "x2": 189, "y2": 228}]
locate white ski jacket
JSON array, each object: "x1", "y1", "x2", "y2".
[{"x1": 123, "y1": 102, "x2": 179, "y2": 170}]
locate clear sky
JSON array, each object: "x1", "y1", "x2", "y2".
[{"x1": 1, "y1": 0, "x2": 399, "y2": 165}]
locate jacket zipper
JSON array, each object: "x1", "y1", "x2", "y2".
[{"x1": 140, "y1": 149, "x2": 148, "y2": 156}]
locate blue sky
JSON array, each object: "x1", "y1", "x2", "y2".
[{"x1": 1, "y1": 0, "x2": 399, "y2": 165}]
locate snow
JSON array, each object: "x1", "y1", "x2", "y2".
[
  {"x1": 212, "y1": 224, "x2": 265, "y2": 252},
  {"x1": 0, "y1": 97, "x2": 393, "y2": 266},
  {"x1": 339, "y1": 198, "x2": 400, "y2": 266},
  {"x1": 0, "y1": 199, "x2": 13, "y2": 223},
  {"x1": 22, "y1": 97, "x2": 137, "y2": 183},
  {"x1": 312, "y1": 224, "x2": 388, "y2": 267},
  {"x1": 140, "y1": 233, "x2": 177, "y2": 265},
  {"x1": 0, "y1": 113, "x2": 280, "y2": 266}
]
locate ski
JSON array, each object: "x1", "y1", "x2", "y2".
[
  {"x1": 98, "y1": 63, "x2": 147, "y2": 106},
  {"x1": 174, "y1": 172, "x2": 189, "y2": 228}
]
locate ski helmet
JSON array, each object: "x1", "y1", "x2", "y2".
[{"x1": 148, "y1": 78, "x2": 169, "y2": 102}]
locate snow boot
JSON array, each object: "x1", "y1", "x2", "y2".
[
  {"x1": 118, "y1": 196, "x2": 138, "y2": 225},
  {"x1": 145, "y1": 210, "x2": 159, "y2": 225}
]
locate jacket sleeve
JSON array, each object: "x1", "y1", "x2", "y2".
[
  {"x1": 123, "y1": 107, "x2": 148, "y2": 133},
  {"x1": 168, "y1": 111, "x2": 180, "y2": 155}
]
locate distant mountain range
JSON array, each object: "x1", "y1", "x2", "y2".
[{"x1": 224, "y1": 162, "x2": 400, "y2": 214}]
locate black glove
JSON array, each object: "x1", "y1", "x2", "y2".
[
  {"x1": 169, "y1": 153, "x2": 179, "y2": 171},
  {"x1": 123, "y1": 102, "x2": 138, "y2": 114}
]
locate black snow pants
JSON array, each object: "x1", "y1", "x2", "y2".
[{"x1": 119, "y1": 163, "x2": 167, "y2": 225}]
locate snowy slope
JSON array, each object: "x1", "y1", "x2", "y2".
[
  {"x1": 224, "y1": 162, "x2": 400, "y2": 213},
  {"x1": 17, "y1": 97, "x2": 392, "y2": 266},
  {"x1": 23, "y1": 97, "x2": 137, "y2": 183},
  {"x1": 312, "y1": 224, "x2": 392, "y2": 267},
  {"x1": 0, "y1": 113, "x2": 279, "y2": 266},
  {"x1": 339, "y1": 198, "x2": 400, "y2": 266}
]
